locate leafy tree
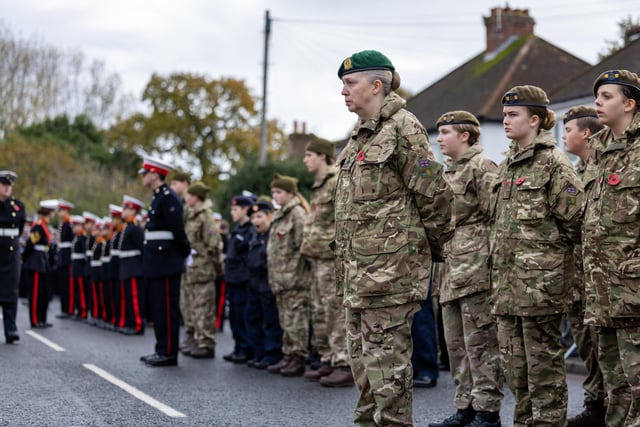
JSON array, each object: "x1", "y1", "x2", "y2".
[
  {"x1": 106, "y1": 73, "x2": 287, "y2": 190},
  {"x1": 598, "y1": 15, "x2": 640, "y2": 60}
]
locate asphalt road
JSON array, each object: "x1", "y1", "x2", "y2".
[{"x1": 1, "y1": 299, "x2": 588, "y2": 426}]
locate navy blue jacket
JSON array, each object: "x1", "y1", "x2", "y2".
[
  {"x1": 143, "y1": 183, "x2": 190, "y2": 277},
  {"x1": 84, "y1": 235, "x2": 95, "y2": 277},
  {"x1": 119, "y1": 221, "x2": 143, "y2": 280},
  {"x1": 247, "y1": 228, "x2": 270, "y2": 293},
  {"x1": 109, "y1": 229, "x2": 122, "y2": 282},
  {"x1": 0, "y1": 196, "x2": 26, "y2": 302},
  {"x1": 23, "y1": 221, "x2": 51, "y2": 273},
  {"x1": 90, "y1": 239, "x2": 104, "y2": 283},
  {"x1": 56, "y1": 220, "x2": 73, "y2": 268},
  {"x1": 224, "y1": 220, "x2": 253, "y2": 285},
  {"x1": 71, "y1": 234, "x2": 87, "y2": 277}
]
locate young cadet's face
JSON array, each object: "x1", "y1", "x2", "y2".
[
  {"x1": 437, "y1": 125, "x2": 467, "y2": 159},
  {"x1": 230, "y1": 205, "x2": 248, "y2": 223},
  {"x1": 595, "y1": 84, "x2": 630, "y2": 127},
  {"x1": 303, "y1": 151, "x2": 324, "y2": 174},
  {"x1": 271, "y1": 188, "x2": 293, "y2": 207},
  {"x1": 341, "y1": 72, "x2": 375, "y2": 116},
  {"x1": 562, "y1": 120, "x2": 588, "y2": 156},
  {"x1": 0, "y1": 182, "x2": 12, "y2": 201},
  {"x1": 170, "y1": 180, "x2": 189, "y2": 197},
  {"x1": 503, "y1": 106, "x2": 537, "y2": 142},
  {"x1": 251, "y1": 211, "x2": 272, "y2": 232}
]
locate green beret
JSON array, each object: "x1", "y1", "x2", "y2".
[
  {"x1": 170, "y1": 171, "x2": 191, "y2": 183},
  {"x1": 337, "y1": 50, "x2": 395, "y2": 79},
  {"x1": 306, "y1": 134, "x2": 335, "y2": 158},
  {"x1": 270, "y1": 173, "x2": 298, "y2": 194},
  {"x1": 187, "y1": 181, "x2": 209, "y2": 201},
  {"x1": 502, "y1": 85, "x2": 549, "y2": 107},
  {"x1": 593, "y1": 69, "x2": 640, "y2": 96},
  {"x1": 563, "y1": 105, "x2": 598, "y2": 124},
  {"x1": 436, "y1": 110, "x2": 480, "y2": 128}
]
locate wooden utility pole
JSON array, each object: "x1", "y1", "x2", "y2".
[{"x1": 259, "y1": 10, "x2": 271, "y2": 167}]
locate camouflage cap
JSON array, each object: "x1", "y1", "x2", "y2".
[
  {"x1": 502, "y1": 85, "x2": 549, "y2": 107},
  {"x1": 187, "y1": 181, "x2": 210, "y2": 201},
  {"x1": 593, "y1": 69, "x2": 640, "y2": 96},
  {"x1": 338, "y1": 50, "x2": 395, "y2": 79},
  {"x1": 170, "y1": 170, "x2": 191, "y2": 183},
  {"x1": 270, "y1": 173, "x2": 298, "y2": 194},
  {"x1": 435, "y1": 110, "x2": 480, "y2": 128},
  {"x1": 563, "y1": 105, "x2": 598, "y2": 124},
  {"x1": 306, "y1": 134, "x2": 335, "y2": 158}
]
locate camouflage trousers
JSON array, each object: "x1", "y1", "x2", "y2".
[
  {"x1": 181, "y1": 273, "x2": 216, "y2": 349},
  {"x1": 309, "y1": 258, "x2": 348, "y2": 368},
  {"x1": 567, "y1": 301, "x2": 605, "y2": 405},
  {"x1": 442, "y1": 291, "x2": 503, "y2": 412},
  {"x1": 496, "y1": 314, "x2": 567, "y2": 427},
  {"x1": 274, "y1": 288, "x2": 309, "y2": 357},
  {"x1": 597, "y1": 326, "x2": 640, "y2": 427},
  {"x1": 346, "y1": 302, "x2": 419, "y2": 427}
]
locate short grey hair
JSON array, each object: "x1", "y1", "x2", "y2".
[{"x1": 365, "y1": 70, "x2": 393, "y2": 95}]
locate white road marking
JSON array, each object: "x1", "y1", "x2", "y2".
[
  {"x1": 25, "y1": 330, "x2": 66, "y2": 352},
  {"x1": 83, "y1": 364, "x2": 187, "y2": 418}
]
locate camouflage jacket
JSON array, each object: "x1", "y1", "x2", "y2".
[
  {"x1": 583, "y1": 112, "x2": 640, "y2": 328},
  {"x1": 301, "y1": 167, "x2": 337, "y2": 260},
  {"x1": 441, "y1": 145, "x2": 498, "y2": 303},
  {"x1": 569, "y1": 160, "x2": 587, "y2": 304},
  {"x1": 489, "y1": 130, "x2": 584, "y2": 317},
  {"x1": 267, "y1": 197, "x2": 308, "y2": 293},
  {"x1": 184, "y1": 205, "x2": 223, "y2": 283},
  {"x1": 334, "y1": 92, "x2": 454, "y2": 309}
]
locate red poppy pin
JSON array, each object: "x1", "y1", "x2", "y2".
[
  {"x1": 608, "y1": 174, "x2": 620, "y2": 186},
  {"x1": 356, "y1": 149, "x2": 365, "y2": 162},
  {"x1": 515, "y1": 177, "x2": 526, "y2": 186},
  {"x1": 13, "y1": 204, "x2": 20, "y2": 211}
]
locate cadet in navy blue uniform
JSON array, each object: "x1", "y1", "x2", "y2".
[
  {"x1": 70, "y1": 215, "x2": 88, "y2": 319},
  {"x1": 55, "y1": 199, "x2": 75, "y2": 319},
  {"x1": 139, "y1": 157, "x2": 191, "y2": 367},
  {"x1": 89, "y1": 219, "x2": 105, "y2": 326},
  {"x1": 223, "y1": 194, "x2": 255, "y2": 363},
  {"x1": 0, "y1": 171, "x2": 26, "y2": 343},
  {"x1": 106, "y1": 205, "x2": 123, "y2": 330},
  {"x1": 246, "y1": 200, "x2": 283, "y2": 369},
  {"x1": 23, "y1": 199, "x2": 58, "y2": 328},
  {"x1": 118, "y1": 196, "x2": 145, "y2": 335},
  {"x1": 82, "y1": 212, "x2": 98, "y2": 320}
]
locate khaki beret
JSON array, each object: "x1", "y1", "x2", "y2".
[
  {"x1": 306, "y1": 134, "x2": 335, "y2": 158},
  {"x1": 187, "y1": 181, "x2": 210, "y2": 201},
  {"x1": 593, "y1": 69, "x2": 640, "y2": 96},
  {"x1": 338, "y1": 50, "x2": 394, "y2": 79},
  {"x1": 436, "y1": 110, "x2": 480, "y2": 128},
  {"x1": 502, "y1": 85, "x2": 549, "y2": 107},
  {"x1": 171, "y1": 171, "x2": 191, "y2": 183},
  {"x1": 563, "y1": 106, "x2": 598, "y2": 124},
  {"x1": 270, "y1": 173, "x2": 298, "y2": 194}
]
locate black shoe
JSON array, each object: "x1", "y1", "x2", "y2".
[
  {"x1": 567, "y1": 401, "x2": 606, "y2": 427},
  {"x1": 142, "y1": 354, "x2": 177, "y2": 367},
  {"x1": 253, "y1": 359, "x2": 269, "y2": 370},
  {"x1": 429, "y1": 408, "x2": 476, "y2": 427},
  {"x1": 467, "y1": 411, "x2": 501, "y2": 427},
  {"x1": 71, "y1": 314, "x2": 81, "y2": 321},
  {"x1": 231, "y1": 352, "x2": 249, "y2": 364},
  {"x1": 223, "y1": 351, "x2": 236, "y2": 362},
  {"x1": 438, "y1": 360, "x2": 450, "y2": 371},
  {"x1": 414, "y1": 375, "x2": 437, "y2": 388},
  {"x1": 120, "y1": 327, "x2": 144, "y2": 336},
  {"x1": 56, "y1": 313, "x2": 70, "y2": 319},
  {"x1": 35, "y1": 322, "x2": 53, "y2": 328},
  {"x1": 5, "y1": 332, "x2": 19, "y2": 344},
  {"x1": 247, "y1": 358, "x2": 258, "y2": 368}
]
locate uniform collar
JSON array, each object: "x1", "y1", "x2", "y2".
[{"x1": 356, "y1": 92, "x2": 406, "y2": 133}]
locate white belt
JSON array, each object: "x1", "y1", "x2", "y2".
[
  {"x1": 72, "y1": 253, "x2": 85, "y2": 260},
  {"x1": 119, "y1": 250, "x2": 141, "y2": 258},
  {"x1": 85, "y1": 250, "x2": 92, "y2": 257},
  {"x1": 110, "y1": 250, "x2": 121, "y2": 256},
  {"x1": 145, "y1": 231, "x2": 174, "y2": 240},
  {"x1": 34, "y1": 245, "x2": 49, "y2": 252},
  {"x1": 101, "y1": 256, "x2": 111, "y2": 263},
  {"x1": 0, "y1": 228, "x2": 19, "y2": 237},
  {"x1": 58, "y1": 242, "x2": 73, "y2": 248},
  {"x1": 90, "y1": 260, "x2": 102, "y2": 267}
]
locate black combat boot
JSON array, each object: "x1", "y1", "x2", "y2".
[
  {"x1": 429, "y1": 407, "x2": 476, "y2": 427},
  {"x1": 467, "y1": 411, "x2": 501, "y2": 427},
  {"x1": 567, "y1": 401, "x2": 606, "y2": 427}
]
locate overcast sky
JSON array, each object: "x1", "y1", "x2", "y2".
[{"x1": 1, "y1": 0, "x2": 638, "y2": 141}]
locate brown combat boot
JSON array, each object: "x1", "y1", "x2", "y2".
[
  {"x1": 567, "y1": 401, "x2": 606, "y2": 427},
  {"x1": 280, "y1": 354, "x2": 305, "y2": 377},
  {"x1": 319, "y1": 367, "x2": 354, "y2": 387},
  {"x1": 303, "y1": 363, "x2": 333, "y2": 381},
  {"x1": 181, "y1": 340, "x2": 199, "y2": 356},
  {"x1": 179, "y1": 332, "x2": 195, "y2": 351},
  {"x1": 190, "y1": 346, "x2": 215, "y2": 359},
  {"x1": 267, "y1": 355, "x2": 291, "y2": 374}
]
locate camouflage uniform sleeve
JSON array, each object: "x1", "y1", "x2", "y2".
[
  {"x1": 549, "y1": 161, "x2": 584, "y2": 244},
  {"x1": 291, "y1": 204, "x2": 306, "y2": 250},
  {"x1": 475, "y1": 157, "x2": 499, "y2": 219},
  {"x1": 397, "y1": 131, "x2": 454, "y2": 261},
  {"x1": 203, "y1": 211, "x2": 223, "y2": 276}
]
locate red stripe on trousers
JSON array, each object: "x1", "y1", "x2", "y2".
[
  {"x1": 68, "y1": 265, "x2": 74, "y2": 314},
  {"x1": 119, "y1": 281, "x2": 126, "y2": 328},
  {"x1": 78, "y1": 276, "x2": 86, "y2": 318},
  {"x1": 131, "y1": 277, "x2": 143, "y2": 331},
  {"x1": 31, "y1": 271, "x2": 40, "y2": 325},
  {"x1": 216, "y1": 279, "x2": 226, "y2": 330},
  {"x1": 91, "y1": 282, "x2": 99, "y2": 319},
  {"x1": 166, "y1": 277, "x2": 171, "y2": 355},
  {"x1": 99, "y1": 281, "x2": 106, "y2": 321}
]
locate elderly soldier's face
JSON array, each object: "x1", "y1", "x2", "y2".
[
  {"x1": 437, "y1": 125, "x2": 467, "y2": 160},
  {"x1": 595, "y1": 84, "x2": 632, "y2": 127},
  {"x1": 562, "y1": 120, "x2": 588, "y2": 156},
  {"x1": 341, "y1": 72, "x2": 374, "y2": 116},
  {"x1": 0, "y1": 181, "x2": 12, "y2": 201}
]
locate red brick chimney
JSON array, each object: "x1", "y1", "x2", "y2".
[{"x1": 484, "y1": 7, "x2": 535, "y2": 53}]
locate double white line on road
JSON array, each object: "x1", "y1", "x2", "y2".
[{"x1": 25, "y1": 331, "x2": 186, "y2": 418}]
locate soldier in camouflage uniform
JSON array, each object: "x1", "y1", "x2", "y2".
[
  {"x1": 301, "y1": 134, "x2": 353, "y2": 387},
  {"x1": 490, "y1": 85, "x2": 584, "y2": 426},
  {"x1": 582, "y1": 70, "x2": 640, "y2": 427},
  {"x1": 429, "y1": 111, "x2": 502, "y2": 427},
  {"x1": 561, "y1": 106, "x2": 607, "y2": 427},
  {"x1": 181, "y1": 182, "x2": 222, "y2": 359},
  {"x1": 335, "y1": 50, "x2": 454, "y2": 426},
  {"x1": 266, "y1": 174, "x2": 310, "y2": 377}
]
